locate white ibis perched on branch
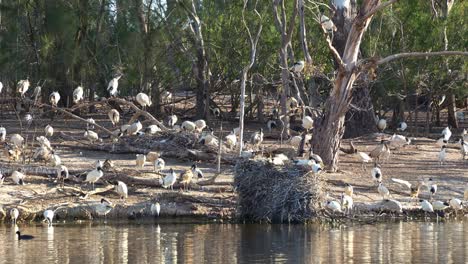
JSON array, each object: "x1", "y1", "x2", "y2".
[
  {"x1": 96, "y1": 198, "x2": 113, "y2": 217},
  {"x1": 108, "y1": 109, "x2": 120, "y2": 126},
  {"x1": 371, "y1": 164, "x2": 382, "y2": 183},
  {"x1": 377, "y1": 118, "x2": 387, "y2": 132},
  {"x1": 107, "y1": 75, "x2": 122, "y2": 97},
  {"x1": 161, "y1": 91, "x2": 172, "y2": 103},
  {"x1": 154, "y1": 158, "x2": 165, "y2": 173},
  {"x1": 73, "y1": 86, "x2": 84, "y2": 104},
  {"x1": 17, "y1": 78, "x2": 30, "y2": 97},
  {"x1": 136, "y1": 92, "x2": 152, "y2": 110},
  {"x1": 49, "y1": 92, "x2": 60, "y2": 106},
  {"x1": 320, "y1": 15, "x2": 337, "y2": 41},
  {"x1": 290, "y1": 60, "x2": 305, "y2": 73}
]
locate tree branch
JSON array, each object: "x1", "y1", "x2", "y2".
[
  {"x1": 361, "y1": 0, "x2": 399, "y2": 22},
  {"x1": 376, "y1": 51, "x2": 468, "y2": 65}
]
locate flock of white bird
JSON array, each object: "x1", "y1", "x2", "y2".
[
  {"x1": 326, "y1": 120, "x2": 468, "y2": 218},
  {"x1": 1, "y1": 69, "x2": 467, "y2": 234}
]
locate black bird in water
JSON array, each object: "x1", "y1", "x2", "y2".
[{"x1": 16, "y1": 231, "x2": 34, "y2": 240}]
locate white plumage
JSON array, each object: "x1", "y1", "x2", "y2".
[
  {"x1": 459, "y1": 139, "x2": 468, "y2": 159},
  {"x1": 50, "y1": 153, "x2": 62, "y2": 166},
  {"x1": 225, "y1": 131, "x2": 237, "y2": 150},
  {"x1": 151, "y1": 202, "x2": 161, "y2": 216},
  {"x1": 127, "y1": 120, "x2": 143, "y2": 135},
  {"x1": 320, "y1": 15, "x2": 336, "y2": 32},
  {"x1": 161, "y1": 91, "x2": 172, "y2": 103},
  {"x1": 56, "y1": 165, "x2": 69, "y2": 183},
  {"x1": 136, "y1": 154, "x2": 146, "y2": 168},
  {"x1": 96, "y1": 198, "x2": 113, "y2": 216},
  {"x1": 371, "y1": 166, "x2": 382, "y2": 183},
  {"x1": 10, "y1": 134, "x2": 24, "y2": 148},
  {"x1": 108, "y1": 109, "x2": 120, "y2": 126},
  {"x1": 271, "y1": 153, "x2": 289, "y2": 165},
  {"x1": 341, "y1": 194, "x2": 353, "y2": 214},
  {"x1": 250, "y1": 128, "x2": 264, "y2": 149},
  {"x1": 17, "y1": 78, "x2": 30, "y2": 97},
  {"x1": 45, "y1": 124, "x2": 54, "y2": 137},
  {"x1": 441, "y1": 126, "x2": 452, "y2": 141},
  {"x1": 43, "y1": 209, "x2": 54, "y2": 226},
  {"x1": 84, "y1": 129, "x2": 99, "y2": 143},
  {"x1": 147, "y1": 124, "x2": 161, "y2": 134},
  {"x1": 397, "y1": 122, "x2": 407, "y2": 131},
  {"x1": 357, "y1": 151, "x2": 372, "y2": 169},
  {"x1": 154, "y1": 158, "x2": 165, "y2": 172},
  {"x1": 302, "y1": 116, "x2": 314, "y2": 130},
  {"x1": 326, "y1": 200, "x2": 342, "y2": 213},
  {"x1": 73, "y1": 86, "x2": 84, "y2": 104},
  {"x1": 432, "y1": 201, "x2": 449, "y2": 211},
  {"x1": 161, "y1": 168, "x2": 177, "y2": 190},
  {"x1": 290, "y1": 60, "x2": 305, "y2": 73},
  {"x1": 32, "y1": 86, "x2": 41, "y2": 102},
  {"x1": 11, "y1": 170, "x2": 25, "y2": 185},
  {"x1": 389, "y1": 134, "x2": 410, "y2": 148},
  {"x1": 420, "y1": 200, "x2": 434, "y2": 213},
  {"x1": 377, "y1": 183, "x2": 389, "y2": 199},
  {"x1": 107, "y1": 75, "x2": 122, "y2": 97},
  {"x1": 0, "y1": 81, "x2": 3, "y2": 94},
  {"x1": 289, "y1": 136, "x2": 302, "y2": 148},
  {"x1": 438, "y1": 146, "x2": 446, "y2": 165},
  {"x1": 49, "y1": 92, "x2": 61, "y2": 106},
  {"x1": 86, "y1": 118, "x2": 96, "y2": 130},
  {"x1": 136, "y1": 92, "x2": 152, "y2": 108},
  {"x1": 377, "y1": 119, "x2": 387, "y2": 132},
  {"x1": 10, "y1": 208, "x2": 19, "y2": 224},
  {"x1": 0, "y1": 126, "x2": 6, "y2": 142},
  {"x1": 191, "y1": 164, "x2": 204, "y2": 179},
  {"x1": 194, "y1": 119, "x2": 207, "y2": 132},
  {"x1": 85, "y1": 167, "x2": 104, "y2": 189},
  {"x1": 181, "y1": 120, "x2": 196, "y2": 132},
  {"x1": 115, "y1": 181, "x2": 128, "y2": 199},
  {"x1": 449, "y1": 198, "x2": 463, "y2": 211},
  {"x1": 167, "y1": 115, "x2": 178, "y2": 127}
]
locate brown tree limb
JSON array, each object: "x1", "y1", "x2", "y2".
[
  {"x1": 376, "y1": 51, "x2": 468, "y2": 65},
  {"x1": 360, "y1": 0, "x2": 399, "y2": 22}
]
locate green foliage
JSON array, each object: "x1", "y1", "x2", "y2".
[{"x1": 0, "y1": 0, "x2": 465, "y2": 107}]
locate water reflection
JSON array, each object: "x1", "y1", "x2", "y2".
[{"x1": 0, "y1": 221, "x2": 466, "y2": 263}]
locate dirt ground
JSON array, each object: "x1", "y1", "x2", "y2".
[{"x1": 0, "y1": 105, "x2": 467, "y2": 222}]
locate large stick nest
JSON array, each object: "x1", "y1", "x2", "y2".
[{"x1": 234, "y1": 159, "x2": 326, "y2": 223}]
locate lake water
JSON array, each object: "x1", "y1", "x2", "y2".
[{"x1": 0, "y1": 220, "x2": 467, "y2": 263}]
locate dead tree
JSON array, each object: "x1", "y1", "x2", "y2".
[
  {"x1": 272, "y1": 0, "x2": 298, "y2": 118},
  {"x1": 239, "y1": 0, "x2": 263, "y2": 156},
  {"x1": 178, "y1": 0, "x2": 211, "y2": 118}
]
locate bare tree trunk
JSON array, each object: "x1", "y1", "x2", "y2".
[
  {"x1": 447, "y1": 92, "x2": 459, "y2": 128},
  {"x1": 273, "y1": 0, "x2": 298, "y2": 138},
  {"x1": 238, "y1": 0, "x2": 262, "y2": 156},
  {"x1": 180, "y1": 0, "x2": 210, "y2": 118}
]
